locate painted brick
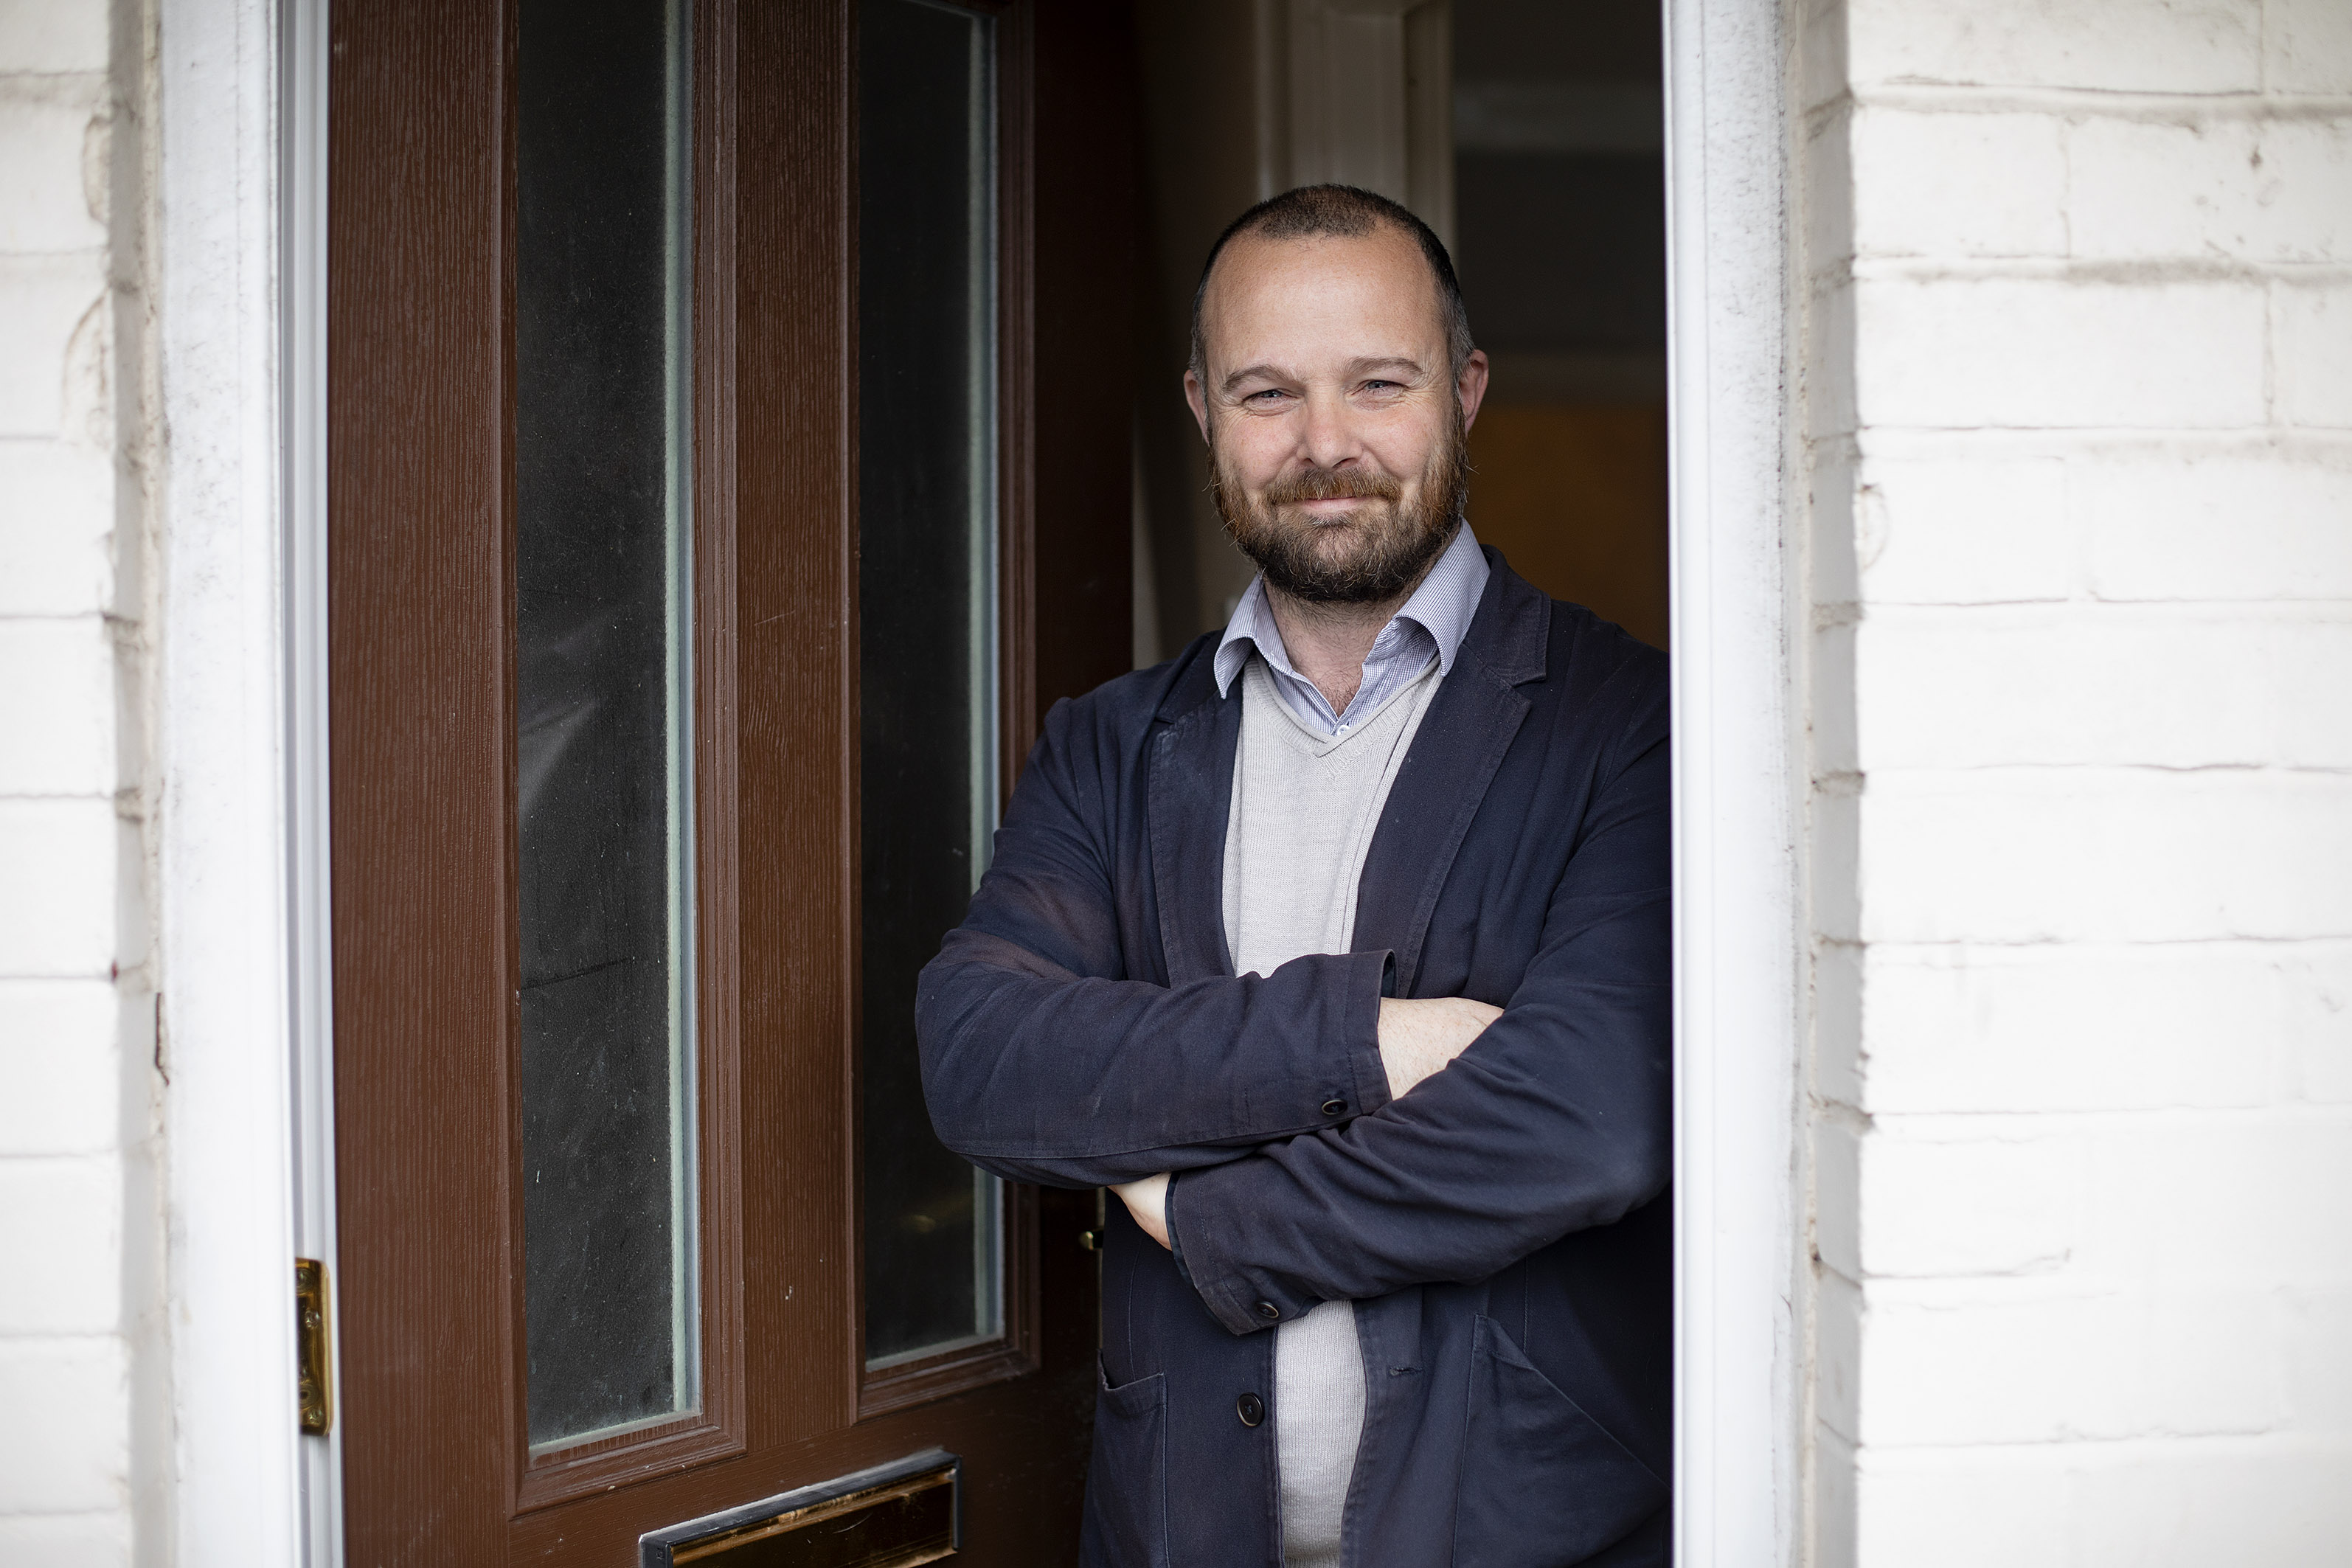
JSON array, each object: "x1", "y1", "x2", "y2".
[
  {"x1": 2266, "y1": 0, "x2": 2352, "y2": 95},
  {"x1": 1858, "y1": 771, "x2": 2352, "y2": 945},
  {"x1": 0, "y1": 1515, "x2": 133, "y2": 1568},
  {"x1": 1843, "y1": 0, "x2": 2261, "y2": 94},
  {"x1": 0, "y1": 980, "x2": 118, "y2": 1154},
  {"x1": 1806, "y1": 277, "x2": 1860, "y2": 440},
  {"x1": 0, "y1": 1156, "x2": 119, "y2": 1333},
  {"x1": 1851, "y1": 1450, "x2": 2069, "y2": 1568},
  {"x1": 2072, "y1": 1114, "x2": 2352, "y2": 1283},
  {"x1": 1811, "y1": 783, "x2": 1862, "y2": 943},
  {"x1": 0, "y1": 616, "x2": 114, "y2": 794},
  {"x1": 2286, "y1": 945, "x2": 2352, "y2": 1103},
  {"x1": 1852, "y1": 274, "x2": 2268, "y2": 430},
  {"x1": 2281, "y1": 1288, "x2": 2352, "y2": 1432},
  {"x1": 0, "y1": 77, "x2": 106, "y2": 254},
  {"x1": 1808, "y1": 442, "x2": 1862, "y2": 606},
  {"x1": 2071, "y1": 114, "x2": 2352, "y2": 265},
  {"x1": 1858, "y1": 941, "x2": 2339, "y2": 1114},
  {"x1": 1854, "y1": 1438, "x2": 2352, "y2": 1568},
  {"x1": 1859, "y1": 1280, "x2": 2283, "y2": 1445},
  {"x1": 0, "y1": 1338, "x2": 128, "y2": 1513},
  {"x1": 1803, "y1": 111, "x2": 1856, "y2": 271},
  {"x1": 0, "y1": 3, "x2": 109, "y2": 74},
  {"x1": 1813, "y1": 618, "x2": 1858, "y2": 774},
  {"x1": 1797, "y1": 0, "x2": 1849, "y2": 115},
  {"x1": 1814, "y1": 938, "x2": 1865, "y2": 1106},
  {"x1": 1856, "y1": 1127, "x2": 2078, "y2": 1277},
  {"x1": 1853, "y1": 605, "x2": 2352, "y2": 770},
  {"x1": 1812, "y1": 1423, "x2": 1860, "y2": 1568},
  {"x1": 0, "y1": 439, "x2": 113, "y2": 616},
  {"x1": 1849, "y1": 108, "x2": 2066, "y2": 260},
  {"x1": 1817, "y1": 1116, "x2": 1864, "y2": 1280},
  {"x1": 2066, "y1": 1436, "x2": 2352, "y2": 1561},
  {"x1": 0, "y1": 798, "x2": 115, "y2": 976},
  {"x1": 1817, "y1": 1267, "x2": 1865, "y2": 1445},
  {"x1": 1850, "y1": 447, "x2": 2072, "y2": 604},
  {"x1": 2075, "y1": 440, "x2": 2352, "y2": 601},
  {"x1": 0, "y1": 254, "x2": 103, "y2": 439},
  {"x1": 2275, "y1": 279, "x2": 2352, "y2": 429}
]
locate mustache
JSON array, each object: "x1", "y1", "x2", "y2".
[{"x1": 1260, "y1": 465, "x2": 1404, "y2": 509}]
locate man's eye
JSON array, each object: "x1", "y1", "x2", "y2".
[
  {"x1": 1361, "y1": 379, "x2": 1398, "y2": 392},
  {"x1": 1246, "y1": 389, "x2": 1288, "y2": 403}
]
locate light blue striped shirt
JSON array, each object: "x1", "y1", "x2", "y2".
[{"x1": 1213, "y1": 521, "x2": 1491, "y2": 737}]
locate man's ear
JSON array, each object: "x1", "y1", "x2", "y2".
[
  {"x1": 1182, "y1": 368, "x2": 1211, "y2": 445},
  {"x1": 1457, "y1": 349, "x2": 1491, "y2": 435}
]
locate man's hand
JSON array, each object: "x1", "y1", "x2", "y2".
[
  {"x1": 1378, "y1": 996, "x2": 1505, "y2": 1099},
  {"x1": 1113, "y1": 1172, "x2": 1171, "y2": 1249}
]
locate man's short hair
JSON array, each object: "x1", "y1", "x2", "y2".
[{"x1": 1188, "y1": 184, "x2": 1476, "y2": 383}]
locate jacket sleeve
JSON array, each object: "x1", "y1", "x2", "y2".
[
  {"x1": 1162, "y1": 728, "x2": 1671, "y2": 1335},
  {"x1": 915, "y1": 693, "x2": 1395, "y2": 1190}
]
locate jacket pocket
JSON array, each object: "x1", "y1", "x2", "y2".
[
  {"x1": 1453, "y1": 1316, "x2": 1668, "y2": 1568},
  {"x1": 1080, "y1": 1359, "x2": 1170, "y2": 1568}
]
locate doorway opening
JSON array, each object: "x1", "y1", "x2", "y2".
[{"x1": 292, "y1": 0, "x2": 1809, "y2": 1558}]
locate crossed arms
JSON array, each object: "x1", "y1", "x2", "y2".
[
  {"x1": 913, "y1": 698, "x2": 1670, "y2": 1335},
  {"x1": 1107, "y1": 995, "x2": 1503, "y2": 1247}
]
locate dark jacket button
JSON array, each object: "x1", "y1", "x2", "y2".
[
  {"x1": 1237, "y1": 1392, "x2": 1265, "y2": 1428},
  {"x1": 1320, "y1": 1098, "x2": 1346, "y2": 1116},
  {"x1": 1255, "y1": 1300, "x2": 1280, "y2": 1319}
]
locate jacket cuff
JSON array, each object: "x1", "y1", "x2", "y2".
[
  {"x1": 1163, "y1": 1171, "x2": 1196, "y2": 1290},
  {"x1": 1336, "y1": 946, "x2": 1395, "y2": 1121},
  {"x1": 1162, "y1": 1154, "x2": 1315, "y2": 1336}
]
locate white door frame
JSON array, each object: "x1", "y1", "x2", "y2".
[
  {"x1": 151, "y1": 0, "x2": 314, "y2": 1561},
  {"x1": 161, "y1": 0, "x2": 1806, "y2": 1560},
  {"x1": 1664, "y1": 0, "x2": 1807, "y2": 1564}
]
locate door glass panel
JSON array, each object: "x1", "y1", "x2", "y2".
[
  {"x1": 513, "y1": 0, "x2": 697, "y2": 1449},
  {"x1": 858, "y1": 0, "x2": 1002, "y2": 1370}
]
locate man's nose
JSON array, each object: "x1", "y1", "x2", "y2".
[{"x1": 1297, "y1": 386, "x2": 1364, "y2": 472}]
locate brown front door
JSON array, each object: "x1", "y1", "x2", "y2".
[{"x1": 326, "y1": 1, "x2": 1135, "y2": 1560}]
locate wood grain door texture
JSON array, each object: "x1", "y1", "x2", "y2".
[{"x1": 327, "y1": 0, "x2": 1136, "y2": 1558}]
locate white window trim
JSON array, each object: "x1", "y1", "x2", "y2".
[
  {"x1": 1665, "y1": 0, "x2": 1806, "y2": 1564},
  {"x1": 164, "y1": 0, "x2": 1806, "y2": 1559}
]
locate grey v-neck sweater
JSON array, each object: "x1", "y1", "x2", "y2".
[{"x1": 1222, "y1": 654, "x2": 1442, "y2": 1567}]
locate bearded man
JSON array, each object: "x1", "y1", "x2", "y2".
[{"x1": 917, "y1": 184, "x2": 1671, "y2": 1567}]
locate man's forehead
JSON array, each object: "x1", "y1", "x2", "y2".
[{"x1": 1201, "y1": 225, "x2": 1445, "y2": 365}]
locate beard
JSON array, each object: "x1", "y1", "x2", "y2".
[{"x1": 1211, "y1": 409, "x2": 1471, "y2": 606}]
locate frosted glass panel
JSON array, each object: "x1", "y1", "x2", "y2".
[
  {"x1": 514, "y1": 0, "x2": 698, "y2": 1450},
  {"x1": 858, "y1": 0, "x2": 1003, "y2": 1370}
]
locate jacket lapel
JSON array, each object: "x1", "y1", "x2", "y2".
[
  {"x1": 1146, "y1": 656, "x2": 1243, "y2": 986},
  {"x1": 1351, "y1": 555, "x2": 1551, "y2": 994}
]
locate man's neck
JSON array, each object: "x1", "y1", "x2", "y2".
[{"x1": 1263, "y1": 575, "x2": 1420, "y2": 719}]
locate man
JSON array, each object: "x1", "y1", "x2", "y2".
[{"x1": 917, "y1": 184, "x2": 1670, "y2": 1567}]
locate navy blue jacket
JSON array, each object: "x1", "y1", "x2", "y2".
[{"x1": 917, "y1": 554, "x2": 1672, "y2": 1567}]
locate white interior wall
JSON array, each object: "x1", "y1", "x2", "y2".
[{"x1": 1798, "y1": 1, "x2": 2352, "y2": 1561}]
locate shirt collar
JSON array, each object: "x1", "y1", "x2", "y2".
[{"x1": 1213, "y1": 520, "x2": 1491, "y2": 699}]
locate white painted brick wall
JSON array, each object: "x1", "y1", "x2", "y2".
[
  {"x1": 0, "y1": 0, "x2": 154, "y2": 1563},
  {"x1": 1803, "y1": 0, "x2": 2352, "y2": 1561}
]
